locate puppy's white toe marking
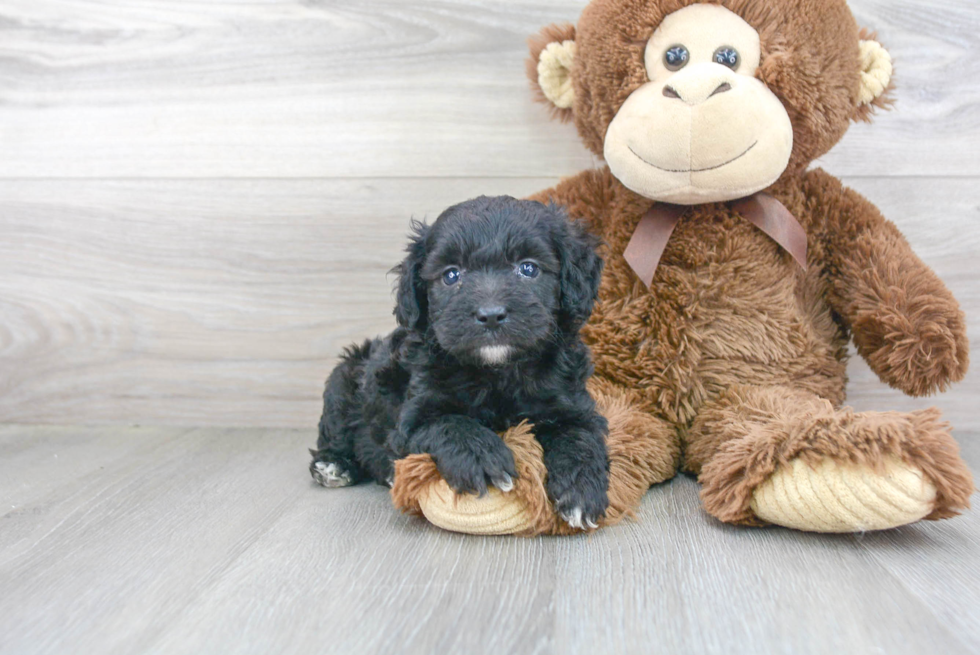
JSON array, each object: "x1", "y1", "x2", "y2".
[
  {"x1": 585, "y1": 517, "x2": 598, "y2": 529},
  {"x1": 563, "y1": 506, "x2": 584, "y2": 530},
  {"x1": 313, "y1": 461, "x2": 353, "y2": 488},
  {"x1": 495, "y1": 474, "x2": 514, "y2": 493},
  {"x1": 480, "y1": 345, "x2": 511, "y2": 365}
]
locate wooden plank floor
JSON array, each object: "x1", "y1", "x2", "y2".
[{"x1": 1, "y1": 424, "x2": 978, "y2": 655}]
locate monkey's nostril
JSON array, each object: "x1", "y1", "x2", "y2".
[
  {"x1": 663, "y1": 85, "x2": 680, "y2": 99},
  {"x1": 709, "y1": 82, "x2": 732, "y2": 97}
]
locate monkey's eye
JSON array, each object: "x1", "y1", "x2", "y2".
[
  {"x1": 442, "y1": 267, "x2": 461, "y2": 285},
  {"x1": 713, "y1": 47, "x2": 740, "y2": 70},
  {"x1": 517, "y1": 261, "x2": 539, "y2": 278},
  {"x1": 664, "y1": 45, "x2": 689, "y2": 71}
]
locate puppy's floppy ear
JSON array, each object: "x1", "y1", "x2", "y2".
[
  {"x1": 393, "y1": 219, "x2": 429, "y2": 331},
  {"x1": 548, "y1": 204, "x2": 603, "y2": 333}
]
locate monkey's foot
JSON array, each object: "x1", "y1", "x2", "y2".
[
  {"x1": 417, "y1": 481, "x2": 535, "y2": 535},
  {"x1": 750, "y1": 456, "x2": 937, "y2": 532}
]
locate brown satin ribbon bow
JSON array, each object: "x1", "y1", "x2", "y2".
[{"x1": 622, "y1": 192, "x2": 808, "y2": 288}]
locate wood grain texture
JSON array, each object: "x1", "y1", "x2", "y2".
[
  {"x1": 0, "y1": 424, "x2": 977, "y2": 655},
  {"x1": 0, "y1": 0, "x2": 978, "y2": 178},
  {"x1": 0, "y1": 177, "x2": 556, "y2": 426},
  {"x1": 1, "y1": 177, "x2": 977, "y2": 429}
]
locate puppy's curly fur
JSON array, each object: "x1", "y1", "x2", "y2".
[{"x1": 310, "y1": 196, "x2": 610, "y2": 527}]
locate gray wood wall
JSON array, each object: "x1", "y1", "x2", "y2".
[{"x1": 1, "y1": 0, "x2": 978, "y2": 430}]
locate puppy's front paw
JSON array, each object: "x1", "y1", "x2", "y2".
[
  {"x1": 493, "y1": 472, "x2": 514, "y2": 493},
  {"x1": 436, "y1": 437, "x2": 518, "y2": 497},
  {"x1": 548, "y1": 465, "x2": 609, "y2": 531},
  {"x1": 310, "y1": 460, "x2": 355, "y2": 488}
]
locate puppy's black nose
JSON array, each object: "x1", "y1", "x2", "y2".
[{"x1": 476, "y1": 306, "x2": 508, "y2": 328}]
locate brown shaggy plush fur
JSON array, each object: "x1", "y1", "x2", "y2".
[
  {"x1": 685, "y1": 385, "x2": 973, "y2": 524},
  {"x1": 518, "y1": 0, "x2": 972, "y2": 527},
  {"x1": 525, "y1": 165, "x2": 973, "y2": 525},
  {"x1": 395, "y1": 0, "x2": 972, "y2": 533}
]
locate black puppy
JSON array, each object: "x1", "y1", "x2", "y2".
[{"x1": 310, "y1": 196, "x2": 609, "y2": 528}]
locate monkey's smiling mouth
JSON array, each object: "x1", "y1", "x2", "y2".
[{"x1": 628, "y1": 141, "x2": 758, "y2": 173}]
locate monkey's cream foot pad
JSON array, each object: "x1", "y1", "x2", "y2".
[
  {"x1": 750, "y1": 456, "x2": 937, "y2": 532},
  {"x1": 417, "y1": 481, "x2": 535, "y2": 535}
]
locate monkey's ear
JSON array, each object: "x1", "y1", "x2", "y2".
[
  {"x1": 853, "y1": 32, "x2": 894, "y2": 122},
  {"x1": 393, "y1": 220, "x2": 429, "y2": 332},
  {"x1": 527, "y1": 23, "x2": 577, "y2": 122}
]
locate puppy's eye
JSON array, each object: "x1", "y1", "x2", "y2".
[
  {"x1": 713, "y1": 46, "x2": 739, "y2": 70},
  {"x1": 517, "y1": 261, "x2": 539, "y2": 278},
  {"x1": 664, "y1": 45, "x2": 689, "y2": 71},
  {"x1": 442, "y1": 267, "x2": 461, "y2": 286}
]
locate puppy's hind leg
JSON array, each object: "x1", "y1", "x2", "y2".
[
  {"x1": 310, "y1": 340, "x2": 374, "y2": 488},
  {"x1": 355, "y1": 433, "x2": 397, "y2": 488},
  {"x1": 310, "y1": 417, "x2": 368, "y2": 488},
  {"x1": 310, "y1": 457, "x2": 363, "y2": 488}
]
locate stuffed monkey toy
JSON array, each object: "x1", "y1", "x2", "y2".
[{"x1": 391, "y1": 0, "x2": 973, "y2": 534}]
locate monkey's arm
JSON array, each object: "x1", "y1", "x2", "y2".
[{"x1": 805, "y1": 169, "x2": 968, "y2": 396}]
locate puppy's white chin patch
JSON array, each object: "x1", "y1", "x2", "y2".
[{"x1": 479, "y1": 345, "x2": 511, "y2": 365}]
